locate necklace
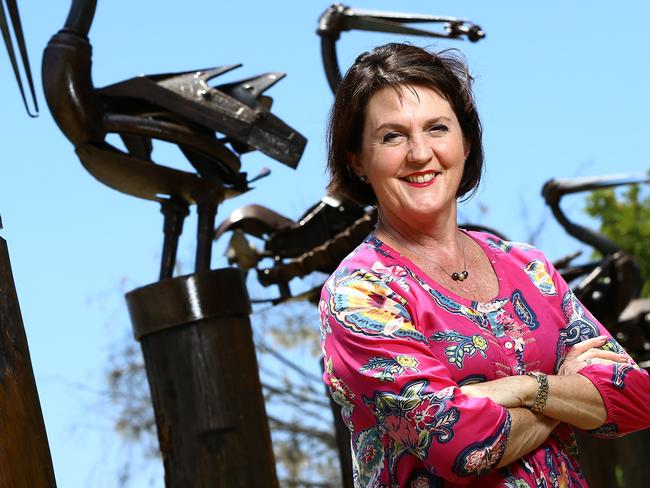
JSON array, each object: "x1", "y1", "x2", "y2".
[{"x1": 379, "y1": 223, "x2": 469, "y2": 282}]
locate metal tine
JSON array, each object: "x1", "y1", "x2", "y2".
[
  {"x1": 197, "y1": 64, "x2": 243, "y2": 83},
  {"x1": 217, "y1": 72, "x2": 286, "y2": 99},
  {"x1": 0, "y1": 0, "x2": 38, "y2": 117},
  {"x1": 149, "y1": 64, "x2": 241, "y2": 82}
]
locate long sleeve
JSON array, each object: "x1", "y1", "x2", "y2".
[
  {"x1": 544, "y1": 254, "x2": 650, "y2": 437},
  {"x1": 319, "y1": 267, "x2": 511, "y2": 485}
]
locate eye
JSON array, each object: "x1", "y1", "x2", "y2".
[
  {"x1": 427, "y1": 124, "x2": 449, "y2": 133},
  {"x1": 382, "y1": 131, "x2": 403, "y2": 143}
]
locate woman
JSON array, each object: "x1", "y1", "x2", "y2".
[{"x1": 319, "y1": 43, "x2": 650, "y2": 487}]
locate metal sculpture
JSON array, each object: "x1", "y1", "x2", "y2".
[{"x1": 42, "y1": 0, "x2": 306, "y2": 485}]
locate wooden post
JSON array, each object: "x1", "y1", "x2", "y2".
[
  {"x1": 0, "y1": 236, "x2": 56, "y2": 488},
  {"x1": 126, "y1": 268, "x2": 278, "y2": 487}
]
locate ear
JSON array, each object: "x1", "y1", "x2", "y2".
[
  {"x1": 463, "y1": 138, "x2": 471, "y2": 160},
  {"x1": 347, "y1": 152, "x2": 364, "y2": 177}
]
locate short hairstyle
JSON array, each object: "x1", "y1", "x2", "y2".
[{"x1": 326, "y1": 42, "x2": 484, "y2": 205}]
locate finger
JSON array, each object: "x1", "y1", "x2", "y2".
[
  {"x1": 565, "y1": 335, "x2": 608, "y2": 359},
  {"x1": 578, "y1": 350, "x2": 629, "y2": 363},
  {"x1": 586, "y1": 358, "x2": 630, "y2": 367}
]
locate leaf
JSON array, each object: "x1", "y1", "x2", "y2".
[
  {"x1": 401, "y1": 380, "x2": 426, "y2": 399},
  {"x1": 375, "y1": 393, "x2": 398, "y2": 412}
]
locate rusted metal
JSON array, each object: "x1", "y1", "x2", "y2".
[{"x1": 0, "y1": 235, "x2": 56, "y2": 488}]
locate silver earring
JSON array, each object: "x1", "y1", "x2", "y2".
[{"x1": 359, "y1": 175, "x2": 368, "y2": 183}]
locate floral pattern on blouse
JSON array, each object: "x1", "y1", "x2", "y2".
[{"x1": 320, "y1": 231, "x2": 650, "y2": 487}]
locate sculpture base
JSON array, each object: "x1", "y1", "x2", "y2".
[{"x1": 126, "y1": 268, "x2": 278, "y2": 487}]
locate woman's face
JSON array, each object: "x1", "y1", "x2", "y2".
[{"x1": 350, "y1": 84, "x2": 469, "y2": 226}]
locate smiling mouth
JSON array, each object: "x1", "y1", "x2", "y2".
[{"x1": 403, "y1": 172, "x2": 438, "y2": 184}]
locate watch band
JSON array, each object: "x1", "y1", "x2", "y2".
[{"x1": 526, "y1": 371, "x2": 549, "y2": 414}]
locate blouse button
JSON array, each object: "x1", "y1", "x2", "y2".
[{"x1": 504, "y1": 341, "x2": 513, "y2": 350}]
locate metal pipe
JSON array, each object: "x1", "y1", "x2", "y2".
[
  {"x1": 159, "y1": 198, "x2": 189, "y2": 280},
  {"x1": 63, "y1": 0, "x2": 97, "y2": 38}
]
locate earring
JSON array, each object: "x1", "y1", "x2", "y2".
[{"x1": 359, "y1": 175, "x2": 368, "y2": 183}]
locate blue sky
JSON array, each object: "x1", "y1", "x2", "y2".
[{"x1": 1, "y1": 1, "x2": 649, "y2": 486}]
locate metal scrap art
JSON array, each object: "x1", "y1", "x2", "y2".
[{"x1": 42, "y1": 0, "x2": 306, "y2": 486}]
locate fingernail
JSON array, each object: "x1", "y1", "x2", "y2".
[{"x1": 598, "y1": 335, "x2": 608, "y2": 340}]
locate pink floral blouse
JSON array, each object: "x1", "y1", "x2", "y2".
[{"x1": 319, "y1": 231, "x2": 650, "y2": 487}]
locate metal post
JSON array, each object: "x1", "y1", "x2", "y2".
[
  {"x1": 126, "y1": 268, "x2": 278, "y2": 487},
  {"x1": 0, "y1": 233, "x2": 56, "y2": 488},
  {"x1": 159, "y1": 198, "x2": 189, "y2": 280}
]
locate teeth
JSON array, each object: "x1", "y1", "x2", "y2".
[{"x1": 405, "y1": 173, "x2": 436, "y2": 183}]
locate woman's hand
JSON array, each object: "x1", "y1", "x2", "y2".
[
  {"x1": 460, "y1": 376, "x2": 534, "y2": 408},
  {"x1": 558, "y1": 335, "x2": 630, "y2": 376}
]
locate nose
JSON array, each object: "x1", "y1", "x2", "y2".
[{"x1": 406, "y1": 134, "x2": 433, "y2": 164}]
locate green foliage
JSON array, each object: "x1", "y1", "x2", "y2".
[{"x1": 585, "y1": 183, "x2": 650, "y2": 297}]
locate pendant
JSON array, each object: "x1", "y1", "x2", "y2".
[{"x1": 451, "y1": 270, "x2": 469, "y2": 282}]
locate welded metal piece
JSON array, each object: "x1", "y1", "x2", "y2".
[
  {"x1": 99, "y1": 67, "x2": 306, "y2": 167},
  {"x1": 214, "y1": 204, "x2": 295, "y2": 240},
  {"x1": 317, "y1": 3, "x2": 485, "y2": 92},
  {"x1": 543, "y1": 173, "x2": 649, "y2": 257}
]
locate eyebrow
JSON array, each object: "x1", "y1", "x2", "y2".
[{"x1": 373, "y1": 116, "x2": 453, "y2": 133}]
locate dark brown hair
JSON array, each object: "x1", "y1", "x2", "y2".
[{"x1": 326, "y1": 42, "x2": 484, "y2": 205}]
